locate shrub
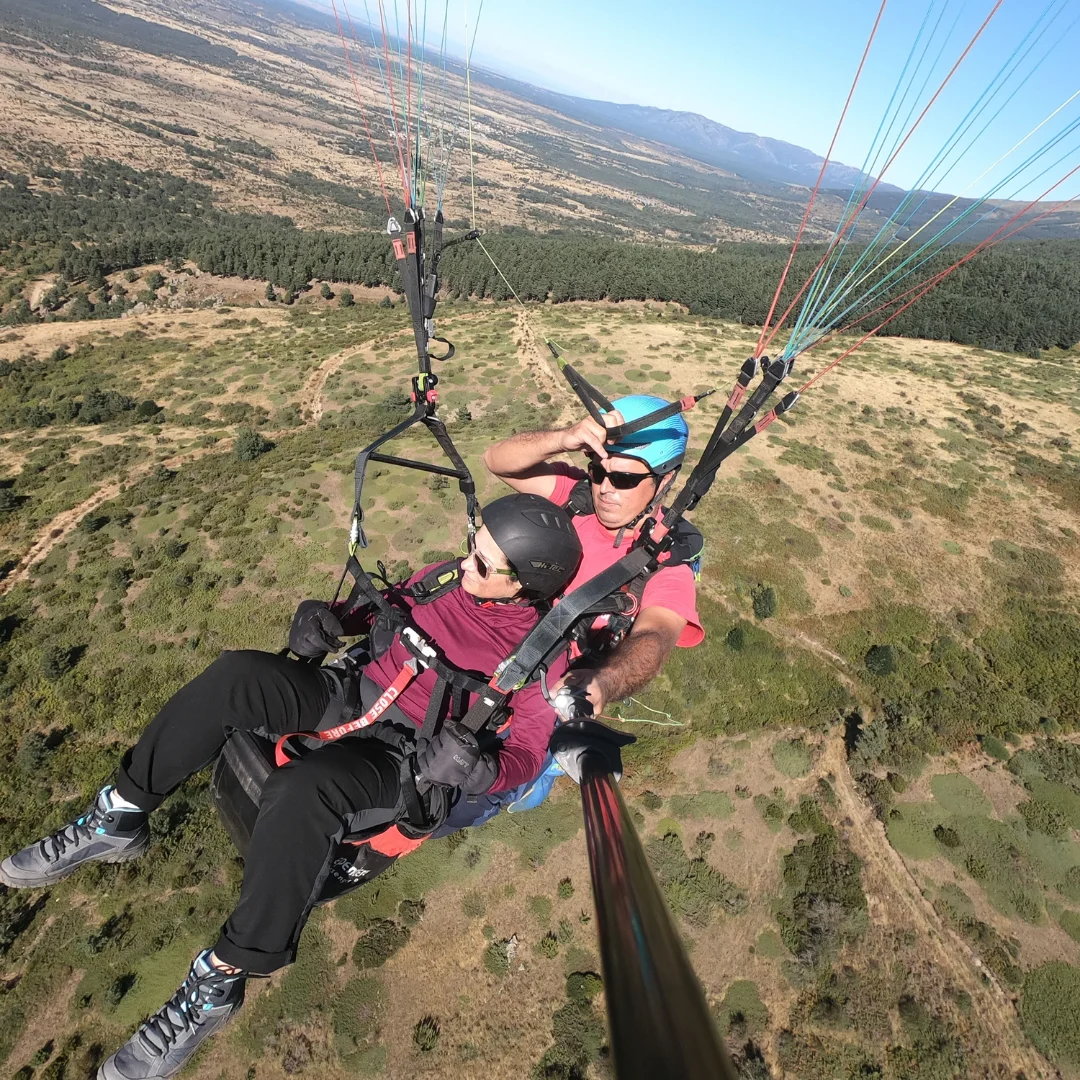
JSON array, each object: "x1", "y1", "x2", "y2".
[
  {"x1": 864, "y1": 644, "x2": 897, "y2": 676},
  {"x1": 16, "y1": 730, "x2": 50, "y2": 774},
  {"x1": 638, "y1": 791, "x2": 663, "y2": 811},
  {"x1": 412, "y1": 1015, "x2": 439, "y2": 1052},
  {"x1": 535, "y1": 932, "x2": 560, "y2": 958},
  {"x1": 398, "y1": 898, "x2": 425, "y2": 926},
  {"x1": 320, "y1": 283, "x2": 333, "y2": 300},
  {"x1": 566, "y1": 971, "x2": 603, "y2": 1006},
  {"x1": 557, "y1": 877, "x2": 574, "y2": 900},
  {"x1": 726, "y1": 623, "x2": 746, "y2": 650},
  {"x1": 751, "y1": 583, "x2": 777, "y2": 620},
  {"x1": 772, "y1": 738, "x2": 813, "y2": 778},
  {"x1": 646, "y1": 831, "x2": 747, "y2": 925},
  {"x1": 1019, "y1": 799, "x2": 1069, "y2": 837},
  {"x1": 234, "y1": 426, "x2": 273, "y2": 462},
  {"x1": 352, "y1": 920, "x2": 410, "y2": 969},
  {"x1": 717, "y1": 979, "x2": 768, "y2": 1037},
  {"x1": 41, "y1": 644, "x2": 74, "y2": 681},
  {"x1": 332, "y1": 976, "x2": 385, "y2": 1061},
  {"x1": 933, "y1": 824, "x2": 961, "y2": 848},
  {"x1": 135, "y1": 399, "x2": 161, "y2": 419},
  {"x1": 338, "y1": 289, "x2": 354, "y2": 308},
  {"x1": 483, "y1": 939, "x2": 510, "y2": 976},
  {"x1": 980, "y1": 735, "x2": 1011, "y2": 761}
]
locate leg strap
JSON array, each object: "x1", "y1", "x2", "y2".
[{"x1": 275, "y1": 660, "x2": 419, "y2": 767}]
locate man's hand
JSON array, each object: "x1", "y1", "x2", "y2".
[
  {"x1": 557, "y1": 410, "x2": 625, "y2": 459},
  {"x1": 551, "y1": 720, "x2": 635, "y2": 784},
  {"x1": 289, "y1": 600, "x2": 344, "y2": 658},
  {"x1": 550, "y1": 668, "x2": 607, "y2": 718}
]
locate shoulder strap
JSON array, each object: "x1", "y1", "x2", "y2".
[
  {"x1": 565, "y1": 477, "x2": 594, "y2": 518},
  {"x1": 405, "y1": 559, "x2": 463, "y2": 605}
]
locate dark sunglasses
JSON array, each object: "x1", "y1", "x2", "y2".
[{"x1": 586, "y1": 458, "x2": 659, "y2": 490}]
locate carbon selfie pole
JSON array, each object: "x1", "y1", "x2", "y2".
[{"x1": 571, "y1": 740, "x2": 738, "y2": 1080}]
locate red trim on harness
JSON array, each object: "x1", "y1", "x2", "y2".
[
  {"x1": 392, "y1": 239, "x2": 405, "y2": 260},
  {"x1": 679, "y1": 394, "x2": 696, "y2": 410},
  {"x1": 754, "y1": 408, "x2": 778, "y2": 434},
  {"x1": 365, "y1": 825, "x2": 427, "y2": 857},
  {"x1": 274, "y1": 660, "x2": 419, "y2": 767},
  {"x1": 407, "y1": 232, "x2": 417, "y2": 254},
  {"x1": 726, "y1": 384, "x2": 747, "y2": 411}
]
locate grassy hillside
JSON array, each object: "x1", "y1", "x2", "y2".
[{"x1": 0, "y1": 285, "x2": 1078, "y2": 1078}]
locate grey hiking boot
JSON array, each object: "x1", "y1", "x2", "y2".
[
  {"x1": 98, "y1": 951, "x2": 246, "y2": 1080},
  {"x1": 0, "y1": 785, "x2": 149, "y2": 888}
]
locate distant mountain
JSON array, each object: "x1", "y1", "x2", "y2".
[{"x1": 474, "y1": 71, "x2": 904, "y2": 195}]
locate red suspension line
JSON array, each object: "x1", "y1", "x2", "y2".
[
  {"x1": 798, "y1": 162, "x2": 1080, "y2": 393},
  {"x1": 755, "y1": 0, "x2": 889, "y2": 358},
  {"x1": 331, "y1": 0, "x2": 393, "y2": 216},
  {"x1": 376, "y1": 0, "x2": 412, "y2": 207},
  {"x1": 761, "y1": 0, "x2": 1006, "y2": 356}
]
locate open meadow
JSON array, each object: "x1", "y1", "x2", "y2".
[{"x1": 0, "y1": 285, "x2": 1078, "y2": 1079}]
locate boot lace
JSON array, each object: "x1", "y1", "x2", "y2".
[
  {"x1": 135, "y1": 965, "x2": 239, "y2": 1056},
  {"x1": 38, "y1": 802, "x2": 104, "y2": 863}
]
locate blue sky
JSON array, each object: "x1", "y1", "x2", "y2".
[{"x1": 328, "y1": 0, "x2": 1080, "y2": 201}]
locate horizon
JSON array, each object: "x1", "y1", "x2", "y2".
[{"x1": 292, "y1": 0, "x2": 1080, "y2": 206}]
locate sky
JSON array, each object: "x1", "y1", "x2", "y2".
[{"x1": 320, "y1": 0, "x2": 1080, "y2": 202}]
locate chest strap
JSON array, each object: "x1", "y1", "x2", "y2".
[{"x1": 275, "y1": 660, "x2": 420, "y2": 767}]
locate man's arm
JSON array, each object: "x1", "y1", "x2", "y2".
[
  {"x1": 482, "y1": 412, "x2": 623, "y2": 496},
  {"x1": 554, "y1": 605, "x2": 686, "y2": 716}
]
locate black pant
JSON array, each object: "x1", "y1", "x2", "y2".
[{"x1": 117, "y1": 650, "x2": 409, "y2": 973}]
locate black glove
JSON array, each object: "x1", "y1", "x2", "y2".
[
  {"x1": 416, "y1": 722, "x2": 498, "y2": 793},
  {"x1": 288, "y1": 600, "x2": 344, "y2": 658},
  {"x1": 551, "y1": 719, "x2": 636, "y2": 784}
]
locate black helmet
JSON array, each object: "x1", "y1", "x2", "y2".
[{"x1": 482, "y1": 493, "x2": 583, "y2": 598}]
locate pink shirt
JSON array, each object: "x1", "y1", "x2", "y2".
[
  {"x1": 550, "y1": 465, "x2": 704, "y2": 648},
  {"x1": 364, "y1": 566, "x2": 567, "y2": 792}
]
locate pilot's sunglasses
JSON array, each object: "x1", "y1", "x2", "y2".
[
  {"x1": 459, "y1": 537, "x2": 517, "y2": 579},
  {"x1": 586, "y1": 458, "x2": 658, "y2": 490}
]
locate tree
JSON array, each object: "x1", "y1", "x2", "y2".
[
  {"x1": 283, "y1": 286, "x2": 295, "y2": 305},
  {"x1": 338, "y1": 288, "x2": 354, "y2": 308},
  {"x1": 234, "y1": 426, "x2": 273, "y2": 462},
  {"x1": 145, "y1": 270, "x2": 165, "y2": 292},
  {"x1": 320, "y1": 282, "x2": 333, "y2": 300},
  {"x1": 265, "y1": 282, "x2": 277, "y2": 302}
]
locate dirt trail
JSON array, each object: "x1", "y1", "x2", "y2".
[
  {"x1": 824, "y1": 736, "x2": 1051, "y2": 1077},
  {"x1": 298, "y1": 343, "x2": 370, "y2": 424},
  {"x1": 1, "y1": 342, "x2": 364, "y2": 597},
  {"x1": 514, "y1": 308, "x2": 578, "y2": 421},
  {"x1": 702, "y1": 588, "x2": 1050, "y2": 1073}
]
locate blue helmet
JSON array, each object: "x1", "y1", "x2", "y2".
[{"x1": 606, "y1": 395, "x2": 689, "y2": 474}]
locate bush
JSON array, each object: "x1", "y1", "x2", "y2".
[
  {"x1": 320, "y1": 283, "x2": 333, "y2": 299},
  {"x1": 566, "y1": 971, "x2": 603, "y2": 1005},
  {"x1": 135, "y1": 399, "x2": 161, "y2": 419},
  {"x1": 557, "y1": 877, "x2": 574, "y2": 900},
  {"x1": 145, "y1": 271, "x2": 165, "y2": 291},
  {"x1": 726, "y1": 623, "x2": 746, "y2": 651},
  {"x1": 352, "y1": 920, "x2": 410, "y2": 969},
  {"x1": 1021, "y1": 962, "x2": 1080, "y2": 1066},
  {"x1": 412, "y1": 1015, "x2": 439, "y2": 1052},
  {"x1": 751, "y1": 583, "x2": 777, "y2": 620},
  {"x1": 772, "y1": 738, "x2": 813, "y2": 778},
  {"x1": 980, "y1": 734, "x2": 1011, "y2": 761},
  {"x1": 483, "y1": 939, "x2": 510, "y2": 976},
  {"x1": 332, "y1": 976, "x2": 385, "y2": 1061},
  {"x1": 933, "y1": 824, "x2": 961, "y2": 848},
  {"x1": 234, "y1": 426, "x2": 273, "y2": 462},
  {"x1": 339, "y1": 289, "x2": 354, "y2": 308},
  {"x1": 535, "y1": 932, "x2": 560, "y2": 959},
  {"x1": 41, "y1": 644, "x2": 74, "y2": 681},
  {"x1": 864, "y1": 644, "x2": 897, "y2": 676},
  {"x1": 16, "y1": 730, "x2": 50, "y2": 774}
]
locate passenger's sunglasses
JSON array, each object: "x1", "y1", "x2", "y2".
[
  {"x1": 586, "y1": 458, "x2": 659, "y2": 490},
  {"x1": 460, "y1": 536, "x2": 517, "y2": 579}
]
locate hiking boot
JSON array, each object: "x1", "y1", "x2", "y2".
[
  {"x1": 0, "y1": 785, "x2": 149, "y2": 888},
  {"x1": 98, "y1": 951, "x2": 245, "y2": 1080}
]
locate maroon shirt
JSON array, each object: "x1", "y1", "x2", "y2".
[{"x1": 363, "y1": 566, "x2": 567, "y2": 792}]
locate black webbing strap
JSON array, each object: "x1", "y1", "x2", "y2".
[
  {"x1": 419, "y1": 676, "x2": 448, "y2": 741},
  {"x1": 388, "y1": 211, "x2": 429, "y2": 373},
  {"x1": 555, "y1": 353, "x2": 712, "y2": 444},
  {"x1": 455, "y1": 546, "x2": 657, "y2": 736}
]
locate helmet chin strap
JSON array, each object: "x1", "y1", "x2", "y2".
[{"x1": 612, "y1": 468, "x2": 681, "y2": 548}]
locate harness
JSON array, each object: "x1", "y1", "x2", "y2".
[{"x1": 560, "y1": 478, "x2": 704, "y2": 656}]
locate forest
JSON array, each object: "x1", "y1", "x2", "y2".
[{"x1": 2, "y1": 161, "x2": 1080, "y2": 356}]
